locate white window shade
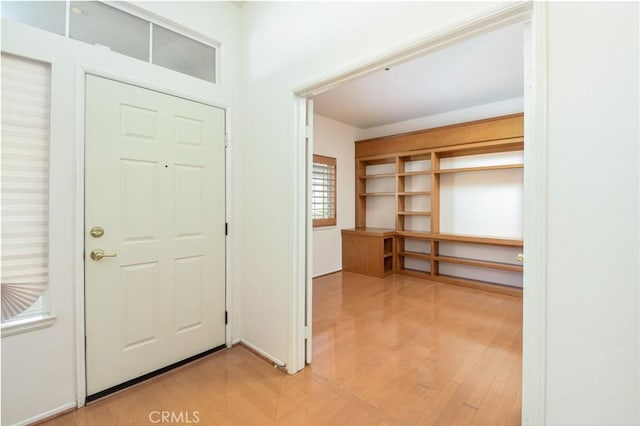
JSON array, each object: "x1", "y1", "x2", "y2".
[{"x1": 1, "y1": 53, "x2": 51, "y2": 322}]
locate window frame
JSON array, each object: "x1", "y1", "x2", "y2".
[
  {"x1": 312, "y1": 154, "x2": 337, "y2": 227},
  {"x1": 0, "y1": 1, "x2": 220, "y2": 83}
]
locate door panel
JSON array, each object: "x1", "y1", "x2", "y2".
[{"x1": 85, "y1": 75, "x2": 225, "y2": 395}]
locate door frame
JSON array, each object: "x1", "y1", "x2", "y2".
[
  {"x1": 74, "y1": 67, "x2": 232, "y2": 406},
  {"x1": 292, "y1": 2, "x2": 548, "y2": 424}
]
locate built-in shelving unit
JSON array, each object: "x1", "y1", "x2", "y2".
[{"x1": 343, "y1": 113, "x2": 525, "y2": 297}]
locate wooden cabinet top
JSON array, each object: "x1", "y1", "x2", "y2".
[
  {"x1": 341, "y1": 228, "x2": 396, "y2": 237},
  {"x1": 354, "y1": 113, "x2": 523, "y2": 158}
]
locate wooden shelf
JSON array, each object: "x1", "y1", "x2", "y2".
[
  {"x1": 350, "y1": 114, "x2": 525, "y2": 295},
  {"x1": 359, "y1": 192, "x2": 395, "y2": 196},
  {"x1": 434, "y1": 164, "x2": 523, "y2": 174},
  {"x1": 396, "y1": 231, "x2": 522, "y2": 246},
  {"x1": 397, "y1": 171, "x2": 430, "y2": 177},
  {"x1": 435, "y1": 255, "x2": 522, "y2": 272},
  {"x1": 359, "y1": 172, "x2": 396, "y2": 179},
  {"x1": 398, "y1": 251, "x2": 431, "y2": 260},
  {"x1": 395, "y1": 230, "x2": 432, "y2": 239},
  {"x1": 398, "y1": 191, "x2": 431, "y2": 196},
  {"x1": 341, "y1": 228, "x2": 396, "y2": 237},
  {"x1": 430, "y1": 233, "x2": 523, "y2": 247}
]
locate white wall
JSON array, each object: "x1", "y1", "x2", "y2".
[
  {"x1": 312, "y1": 114, "x2": 357, "y2": 277},
  {"x1": 0, "y1": 2, "x2": 241, "y2": 424},
  {"x1": 240, "y1": 1, "x2": 508, "y2": 371},
  {"x1": 357, "y1": 97, "x2": 524, "y2": 140},
  {"x1": 544, "y1": 3, "x2": 639, "y2": 424},
  {"x1": 241, "y1": 2, "x2": 639, "y2": 424}
]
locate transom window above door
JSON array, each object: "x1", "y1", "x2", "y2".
[{"x1": 1, "y1": 1, "x2": 218, "y2": 83}]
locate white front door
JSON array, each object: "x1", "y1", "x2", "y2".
[{"x1": 84, "y1": 75, "x2": 226, "y2": 396}]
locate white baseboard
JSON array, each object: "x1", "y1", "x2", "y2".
[
  {"x1": 13, "y1": 401, "x2": 77, "y2": 426},
  {"x1": 238, "y1": 338, "x2": 286, "y2": 368},
  {"x1": 312, "y1": 268, "x2": 342, "y2": 279}
]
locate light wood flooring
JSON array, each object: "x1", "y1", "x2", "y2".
[{"x1": 42, "y1": 272, "x2": 522, "y2": 425}]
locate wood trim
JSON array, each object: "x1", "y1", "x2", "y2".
[
  {"x1": 313, "y1": 217, "x2": 336, "y2": 227},
  {"x1": 312, "y1": 154, "x2": 336, "y2": 166},
  {"x1": 435, "y1": 274, "x2": 523, "y2": 298},
  {"x1": 355, "y1": 113, "x2": 524, "y2": 158}
]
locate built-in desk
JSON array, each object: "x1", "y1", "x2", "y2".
[
  {"x1": 341, "y1": 228, "x2": 523, "y2": 297},
  {"x1": 341, "y1": 228, "x2": 395, "y2": 278}
]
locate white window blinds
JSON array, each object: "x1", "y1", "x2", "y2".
[
  {"x1": 312, "y1": 155, "x2": 336, "y2": 227},
  {"x1": 1, "y1": 53, "x2": 51, "y2": 322}
]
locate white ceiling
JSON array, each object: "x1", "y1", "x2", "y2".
[{"x1": 313, "y1": 23, "x2": 524, "y2": 129}]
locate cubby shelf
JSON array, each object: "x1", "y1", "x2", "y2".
[{"x1": 346, "y1": 113, "x2": 525, "y2": 297}]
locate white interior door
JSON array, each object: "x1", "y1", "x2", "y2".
[
  {"x1": 305, "y1": 98, "x2": 313, "y2": 364},
  {"x1": 85, "y1": 75, "x2": 226, "y2": 396}
]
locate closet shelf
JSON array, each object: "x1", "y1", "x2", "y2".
[{"x1": 398, "y1": 211, "x2": 431, "y2": 216}]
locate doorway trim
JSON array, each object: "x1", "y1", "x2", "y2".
[
  {"x1": 293, "y1": 2, "x2": 547, "y2": 424},
  {"x1": 73, "y1": 66, "x2": 233, "y2": 407}
]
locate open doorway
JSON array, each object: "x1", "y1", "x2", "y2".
[{"x1": 298, "y1": 5, "x2": 546, "y2": 423}]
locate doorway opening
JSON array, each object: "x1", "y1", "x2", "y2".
[{"x1": 296, "y1": 3, "x2": 547, "y2": 424}]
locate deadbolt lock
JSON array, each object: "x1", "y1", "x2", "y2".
[{"x1": 90, "y1": 226, "x2": 104, "y2": 238}]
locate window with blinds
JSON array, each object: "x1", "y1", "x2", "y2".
[
  {"x1": 1, "y1": 53, "x2": 51, "y2": 323},
  {"x1": 312, "y1": 155, "x2": 336, "y2": 227}
]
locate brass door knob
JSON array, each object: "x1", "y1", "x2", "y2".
[
  {"x1": 516, "y1": 253, "x2": 524, "y2": 263},
  {"x1": 90, "y1": 249, "x2": 117, "y2": 261}
]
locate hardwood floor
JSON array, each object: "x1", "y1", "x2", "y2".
[{"x1": 42, "y1": 272, "x2": 522, "y2": 425}]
